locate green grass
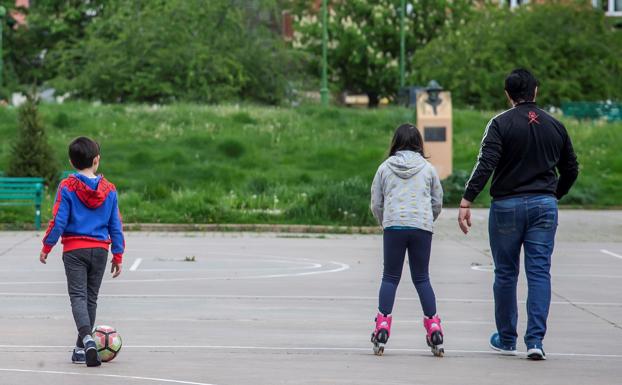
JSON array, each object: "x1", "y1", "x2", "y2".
[{"x1": 0, "y1": 102, "x2": 620, "y2": 227}]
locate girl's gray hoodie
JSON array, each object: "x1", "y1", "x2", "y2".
[{"x1": 370, "y1": 151, "x2": 443, "y2": 232}]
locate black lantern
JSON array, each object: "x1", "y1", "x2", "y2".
[{"x1": 425, "y1": 80, "x2": 443, "y2": 115}]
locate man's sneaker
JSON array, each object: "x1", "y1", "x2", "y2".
[
  {"x1": 489, "y1": 332, "x2": 517, "y2": 356},
  {"x1": 83, "y1": 336, "x2": 101, "y2": 367},
  {"x1": 71, "y1": 348, "x2": 85, "y2": 364},
  {"x1": 527, "y1": 344, "x2": 547, "y2": 361}
]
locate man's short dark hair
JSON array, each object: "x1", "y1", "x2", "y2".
[
  {"x1": 505, "y1": 68, "x2": 539, "y2": 103},
  {"x1": 69, "y1": 137, "x2": 100, "y2": 170}
]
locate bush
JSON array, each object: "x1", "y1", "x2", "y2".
[
  {"x1": 52, "y1": 112, "x2": 71, "y2": 129},
  {"x1": 286, "y1": 177, "x2": 375, "y2": 226},
  {"x1": 441, "y1": 170, "x2": 470, "y2": 205},
  {"x1": 411, "y1": 3, "x2": 622, "y2": 109},
  {"x1": 49, "y1": 0, "x2": 295, "y2": 105},
  {"x1": 219, "y1": 139, "x2": 246, "y2": 159},
  {"x1": 6, "y1": 97, "x2": 58, "y2": 186}
]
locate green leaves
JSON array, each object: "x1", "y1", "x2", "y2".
[
  {"x1": 411, "y1": 3, "x2": 622, "y2": 109},
  {"x1": 3, "y1": 0, "x2": 296, "y2": 105},
  {"x1": 293, "y1": 0, "x2": 473, "y2": 104}
]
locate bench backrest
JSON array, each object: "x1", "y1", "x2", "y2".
[{"x1": 0, "y1": 177, "x2": 45, "y2": 204}]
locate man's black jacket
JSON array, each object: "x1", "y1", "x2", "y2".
[{"x1": 463, "y1": 101, "x2": 579, "y2": 202}]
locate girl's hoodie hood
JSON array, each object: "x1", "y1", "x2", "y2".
[
  {"x1": 66, "y1": 174, "x2": 115, "y2": 209},
  {"x1": 386, "y1": 151, "x2": 427, "y2": 179}
]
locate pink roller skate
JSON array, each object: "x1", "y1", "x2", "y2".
[
  {"x1": 370, "y1": 313, "x2": 392, "y2": 356},
  {"x1": 423, "y1": 315, "x2": 444, "y2": 357}
]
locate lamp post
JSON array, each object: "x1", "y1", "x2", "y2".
[
  {"x1": 425, "y1": 80, "x2": 443, "y2": 116},
  {"x1": 0, "y1": 6, "x2": 6, "y2": 89},
  {"x1": 320, "y1": 0, "x2": 328, "y2": 107},
  {"x1": 399, "y1": 0, "x2": 405, "y2": 89}
]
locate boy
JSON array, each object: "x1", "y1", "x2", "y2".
[{"x1": 39, "y1": 137, "x2": 125, "y2": 367}]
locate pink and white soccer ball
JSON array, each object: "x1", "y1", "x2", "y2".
[{"x1": 92, "y1": 325, "x2": 122, "y2": 362}]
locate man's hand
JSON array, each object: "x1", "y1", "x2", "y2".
[
  {"x1": 458, "y1": 198, "x2": 472, "y2": 235},
  {"x1": 39, "y1": 251, "x2": 48, "y2": 264},
  {"x1": 111, "y1": 262, "x2": 122, "y2": 278}
]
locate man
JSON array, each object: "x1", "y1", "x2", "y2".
[{"x1": 458, "y1": 69, "x2": 579, "y2": 360}]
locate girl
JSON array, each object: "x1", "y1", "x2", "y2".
[{"x1": 369, "y1": 123, "x2": 444, "y2": 357}]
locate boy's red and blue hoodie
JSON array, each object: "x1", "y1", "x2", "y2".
[{"x1": 41, "y1": 174, "x2": 125, "y2": 264}]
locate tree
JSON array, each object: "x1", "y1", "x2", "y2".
[
  {"x1": 293, "y1": 0, "x2": 473, "y2": 107},
  {"x1": 1, "y1": 0, "x2": 107, "y2": 88},
  {"x1": 2, "y1": 0, "x2": 299, "y2": 104},
  {"x1": 410, "y1": 3, "x2": 622, "y2": 109},
  {"x1": 49, "y1": 0, "x2": 296, "y2": 104},
  {"x1": 7, "y1": 96, "x2": 58, "y2": 186}
]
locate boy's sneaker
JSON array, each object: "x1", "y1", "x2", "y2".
[
  {"x1": 83, "y1": 336, "x2": 101, "y2": 367},
  {"x1": 71, "y1": 347, "x2": 85, "y2": 364},
  {"x1": 489, "y1": 332, "x2": 517, "y2": 356},
  {"x1": 527, "y1": 344, "x2": 547, "y2": 361}
]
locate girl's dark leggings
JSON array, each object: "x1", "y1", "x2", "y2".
[{"x1": 378, "y1": 228, "x2": 437, "y2": 317}]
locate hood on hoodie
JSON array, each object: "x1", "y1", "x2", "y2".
[
  {"x1": 386, "y1": 151, "x2": 427, "y2": 179},
  {"x1": 66, "y1": 174, "x2": 115, "y2": 209}
]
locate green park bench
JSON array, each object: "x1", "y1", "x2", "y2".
[
  {"x1": 561, "y1": 102, "x2": 622, "y2": 122},
  {"x1": 0, "y1": 177, "x2": 45, "y2": 230}
]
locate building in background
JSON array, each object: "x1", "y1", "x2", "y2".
[{"x1": 7, "y1": 0, "x2": 29, "y2": 28}]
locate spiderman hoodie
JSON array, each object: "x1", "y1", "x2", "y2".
[{"x1": 42, "y1": 173, "x2": 125, "y2": 264}]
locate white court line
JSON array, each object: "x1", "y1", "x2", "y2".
[
  {"x1": 471, "y1": 263, "x2": 622, "y2": 278},
  {"x1": 129, "y1": 258, "x2": 143, "y2": 272},
  {"x1": 0, "y1": 368, "x2": 217, "y2": 385},
  {"x1": 0, "y1": 261, "x2": 350, "y2": 285},
  {"x1": 601, "y1": 249, "x2": 622, "y2": 260},
  {"x1": 0, "y1": 292, "x2": 619, "y2": 307},
  {"x1": 0, "y1": 345, "x2": 620, "y2": 359}
]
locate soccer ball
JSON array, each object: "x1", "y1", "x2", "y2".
[{"x1": 92, "y1": 325, "x2": 122, "y2": 362}]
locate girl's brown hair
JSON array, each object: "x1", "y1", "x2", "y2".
[{"x1": 388, "y1": 123, "x2": 426, "y2": 158}]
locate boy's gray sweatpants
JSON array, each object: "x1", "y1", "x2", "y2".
[{"x1": 63, "y1": 248, "x2": 108, "y2": 347}]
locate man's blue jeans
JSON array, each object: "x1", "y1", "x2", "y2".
[{"x1": 489, "y1": 195, "x2": 558, "y2": 347}]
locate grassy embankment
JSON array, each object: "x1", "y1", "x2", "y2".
[{"x1": 1, "y1": 103, "x2": 620, "y2": 227}]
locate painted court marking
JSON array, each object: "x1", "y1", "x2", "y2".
[
  {"x1": 129, "y1": 258, "x2": 143, "y2": 272},
  {"x1": 0, "y1": 260, "x2": 350, "y2": 285},
  {"x1": 0, "y1": 368, "x2": 217, "y2": 385},
  {"x1": 0, "y1": 345, "x2": 620, "y2": 359},
  {"x1": 600, "y1": 249, "x2": 622, "y2": 260}
]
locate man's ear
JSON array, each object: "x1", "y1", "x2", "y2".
[
  {"x1": 504, "y1": 90, "x2": 515, "y2": 107},
  {"x1": 533, "y1": 86, "x2": 538, "y2": 102}
]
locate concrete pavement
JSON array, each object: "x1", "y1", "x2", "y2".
[{"x1": 0, "y1": 209, "x2": 620, "y2": 385}]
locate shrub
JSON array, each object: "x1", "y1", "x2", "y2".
[
  {"x1": 411, "y1": 3, "x2": 622, "y2": 109},
  {"x1": 49, "y1": 0, "x2": 295, "y2": 105},
  {"x1": 219, "y1": 139, "x2": 246, "y2": 159},
  {"x1": 286, "y1": 177, "x2": 375, "y2": 226},
  {"x1": 441, "y1": 170, "x2": 470, "y2": 206},
  {"x1": 52, "y1": 112, "x2": 71, "y2": 129},
  {"x1": 6, "y1": 97, "x2": 58, "y2": 186}
]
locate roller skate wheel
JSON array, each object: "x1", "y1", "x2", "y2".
[
  {"x1": 373, "y1": 343, "x2": 385, "y2": 356},
  {"x1": 374, "y1": 342, "x2": 384, "y2": 356},
  {"x1": 432, "y1": 344, "x2": 444, "y2": 357}
]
